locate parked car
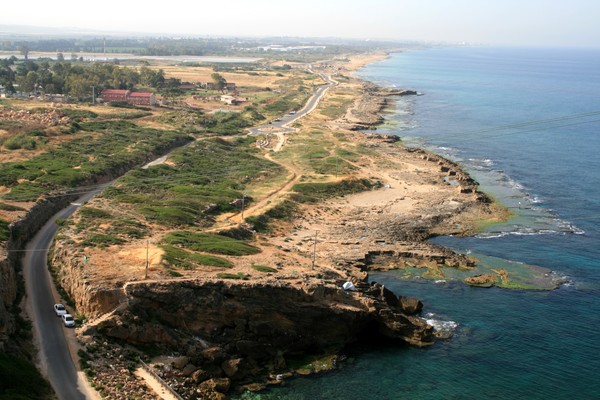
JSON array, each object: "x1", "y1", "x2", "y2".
[
  {"x1": 61, "y1": 313, "x2": 75, "y2": 327},
  {"x1": 54, "y1": 303, "x2": 67, "y2": 317}
]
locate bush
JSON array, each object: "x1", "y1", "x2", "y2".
[
  {"x1": 245, "y1": 200, "x2": 297, "y2": 233},
  {"x1": 216, "y1": 272, "x2": 249, "y2": 280},
  {"x1": 0, "y1": 353, "x2": 53, "y2": 399},
  {"x1": 252, "y1": 265, "x2": 277, "y2": 273},
  {"x1": 81, "y1": 233, "x2": 125, "y2": 248},
  {"x1": 3, "y1": 134, "x2": 37, "y2": 150},
  {"x1": 161, "y1": 245, "x2": 233, "y2": 269},
  {"x1": 162, "y1": 231, "x2": 260, "y2": 256},
  {"x1": 291, "y1": 179, "x2": 378, "y2": 203},
  {"x1": 79, "y1": 207, "x2": 113, "y2": 219}
]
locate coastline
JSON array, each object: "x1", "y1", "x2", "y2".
[{"x1": 34, "y1": 50, "x2": 544, "y2": 399}]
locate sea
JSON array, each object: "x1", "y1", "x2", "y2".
[{"x1": 241, "y1": 47, "x2": 600, "y2": 399}]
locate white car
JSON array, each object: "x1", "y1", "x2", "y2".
[
  {"x1": 61, "y1": 313, "x2": 75, "y2": 327},
  {"x1": 54, "y1": 303, "x2": 67, "y2": 317}
]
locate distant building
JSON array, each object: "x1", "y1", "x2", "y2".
[
  {"x1": 127, "y1": 92, "x2": 156, "y2": 106},
  {"x1": 100, "y1": 89, "x2": 130, "y2": 103},
  {"x1": 100, "y1": 89, "x2": 156, "y2": 106},
  {"x1": 179, "y1": 83, "x2": 197, "y2": 91}
]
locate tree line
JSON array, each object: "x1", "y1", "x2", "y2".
[{"x1": 0, "y1": 57, "x2": 166, "y2": 99}]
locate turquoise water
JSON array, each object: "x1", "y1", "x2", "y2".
[{"x1": 248, "y1": 47, "x2": 600, "y2": 399}]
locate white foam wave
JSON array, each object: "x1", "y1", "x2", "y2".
[{"x1": 423, "y1": 313, "x2": 459, "y2": 339}]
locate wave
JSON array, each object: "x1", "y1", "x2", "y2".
[{"x1": 423, "y1": 313, "x2": 459, "y2": 339}]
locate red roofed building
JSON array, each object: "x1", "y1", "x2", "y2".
[
  {"x1": 101, "y1": 89, "x2": 130, "y2": 102},
  {"x1": 100, "y1": 89, "x2": 157, "y2": 106}
]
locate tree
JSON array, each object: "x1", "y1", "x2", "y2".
[
  {"x1": 56, "y1": 52, "x2": 65, "y2": 62},
  {"x1": 161, "y1": 78, "x2": 182, "y2": 104},
  {"x1": 211, "y1": 73, "x2": 226, "y2": 91},
  {"x1": 18, "y1": 45, "x2": 30, "y2": 60},
  {"x1": 18, "y1": 71, "x2": 39, "y2": 93}
]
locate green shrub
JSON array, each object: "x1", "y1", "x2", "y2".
[
  {"x1": 3, "y1": 134, "x2": 38, "y2": 150},
  {"x1": 79, "y1": 207, "x2": 113, "y2": 219},
  {"x1": 291, "y1": 179, "x2": 377, "y2": 203},
  {"x1": 61, "y1": 108, "x2": 98, "y2": 120},
  {"x1": 162, "y1": 231, "x2": 260, "y2": 256},
  {"x1": 252, "y1": 265, "x2": 277, "y2": 273},
  {"x1": 161, "y1": 245, "x2": 233, "y2": 269},
  {"x1": 81, "y1": 233, "x2": 125, "y2": 248},
  {"x1": 0, "y1": 202, "x2": 24, "y2": 211},
  {"x1": 245, "y1": 200, "x2": 297, "y2": 233},
  {"x1": 216, "y1": 272, "x2": 249, "y2": 280}
]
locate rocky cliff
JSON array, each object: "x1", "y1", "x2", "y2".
[{"x1": 77, "y1": 278, "x2": 434, "y2": 396}]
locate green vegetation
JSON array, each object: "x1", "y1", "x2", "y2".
[
  {"x1": 319, "y1": 96, "x2": 353, "y2": 119},
  {"x1": 216, "y1": 272, "x2": 249, "y2": 280},
  {"x1": 104, "y1": 138, "x2": 283, "y2": 228},
  {"x1": 79, "y1": 207, "x2": 113, "y2": 219},
  {"x1": 161, "y1": 245, "x2": 233, "y2": 269},
  {"x1": 245, "y1": 200, "x2": 297, "y2": 233},
  {"x1": 0, "y1": 202, "x2": 24, "y2": 212},
  {"x1": 162, "y1": 231, "x2": 260, "y2": 256},
  {"x1": 2, "y1": 133, "x2": 39, "y2": 150},
  {"x1": 291, "y1": 179, "x2": 378, "y2": 203},
  {"x1": 0, "y1": 353, "x2": 54, "y2": 400},
  {"x1": 81, "y1": 233, "x2": 125, "y2": 248},
  {"x1": 0, "y1": 219, "x2": 9, "y2": 241},
  {"x1": 0, "y1": 120, "x2": 191, "y2": 201},
  {"x1": 251, "y1": 265, "x2": 277, "y2": 273},
  {"x1": 0, "y1": 58, "x2": 165, "y2": 99}
]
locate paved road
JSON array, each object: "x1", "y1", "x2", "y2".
[
  {"x1": 249, "y1": 74, "x2": 335, "y2": 135},
  {"x1": 23, "y1": 189, "x2": 103, "y2": 400}
]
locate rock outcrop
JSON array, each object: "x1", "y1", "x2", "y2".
[
  {"x1": 77, "y1": 279, "x2": 434, "y2": 394},
  {"x1": 335, "y1": 84, "x2": 418, "y2": 131}
]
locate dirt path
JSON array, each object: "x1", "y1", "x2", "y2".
[{"x1": 135, "y1": 368, "x2": 180, "y2": 400}]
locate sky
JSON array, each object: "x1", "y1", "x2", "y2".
[{"x1": 1, "y1": 0, "x2": 599, "y2": 47}]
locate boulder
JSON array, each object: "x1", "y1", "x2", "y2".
[{"x1": 399, "y1": 296, "x2": 423, "y2": 315}]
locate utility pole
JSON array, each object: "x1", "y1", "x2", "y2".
[
  {"x1": 92, "y1": 86, "x2": 95, "y2": 105},
  {"x1": 145, "y1": 240, "x2": 149, "y2": 279},
  {"x1": 240, "y1": 190, "x2": 248, "y2": 222},
  {"x1": 312, "y1": 230, "x2": 319, "y2": 269},
  {"x1": 335, "y1": 155, "x2": 339, "y2": 178}
]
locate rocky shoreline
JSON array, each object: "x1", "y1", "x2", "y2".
[
  {"x1": 13, "y1": 55, "x2": 510, "y2": 399},
  {"x1": 56, "y1": 83, "x2": 506, "y2": 399},
  {"x1": 336, "y1": 83, "x2": 418, "y2": 131}
]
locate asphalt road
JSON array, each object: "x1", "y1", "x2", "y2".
[
  {"x1": 249, "y1": 74, "x2": 335, "y2": 134},
  {"x1": 23, "y1": 189, "x2": 103, "y2": 400}
]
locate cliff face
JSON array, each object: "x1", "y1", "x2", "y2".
[
  {"x1": 102, "y1": 280, "x2": 433, "y2": 350},
  {"x1": 78, "y1": 279, "x2": 433, "y2": 391}
]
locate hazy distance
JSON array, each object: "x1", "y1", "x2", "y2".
[{"x1": 1, "y1": 0, "x2": 599, "y2": 47}]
